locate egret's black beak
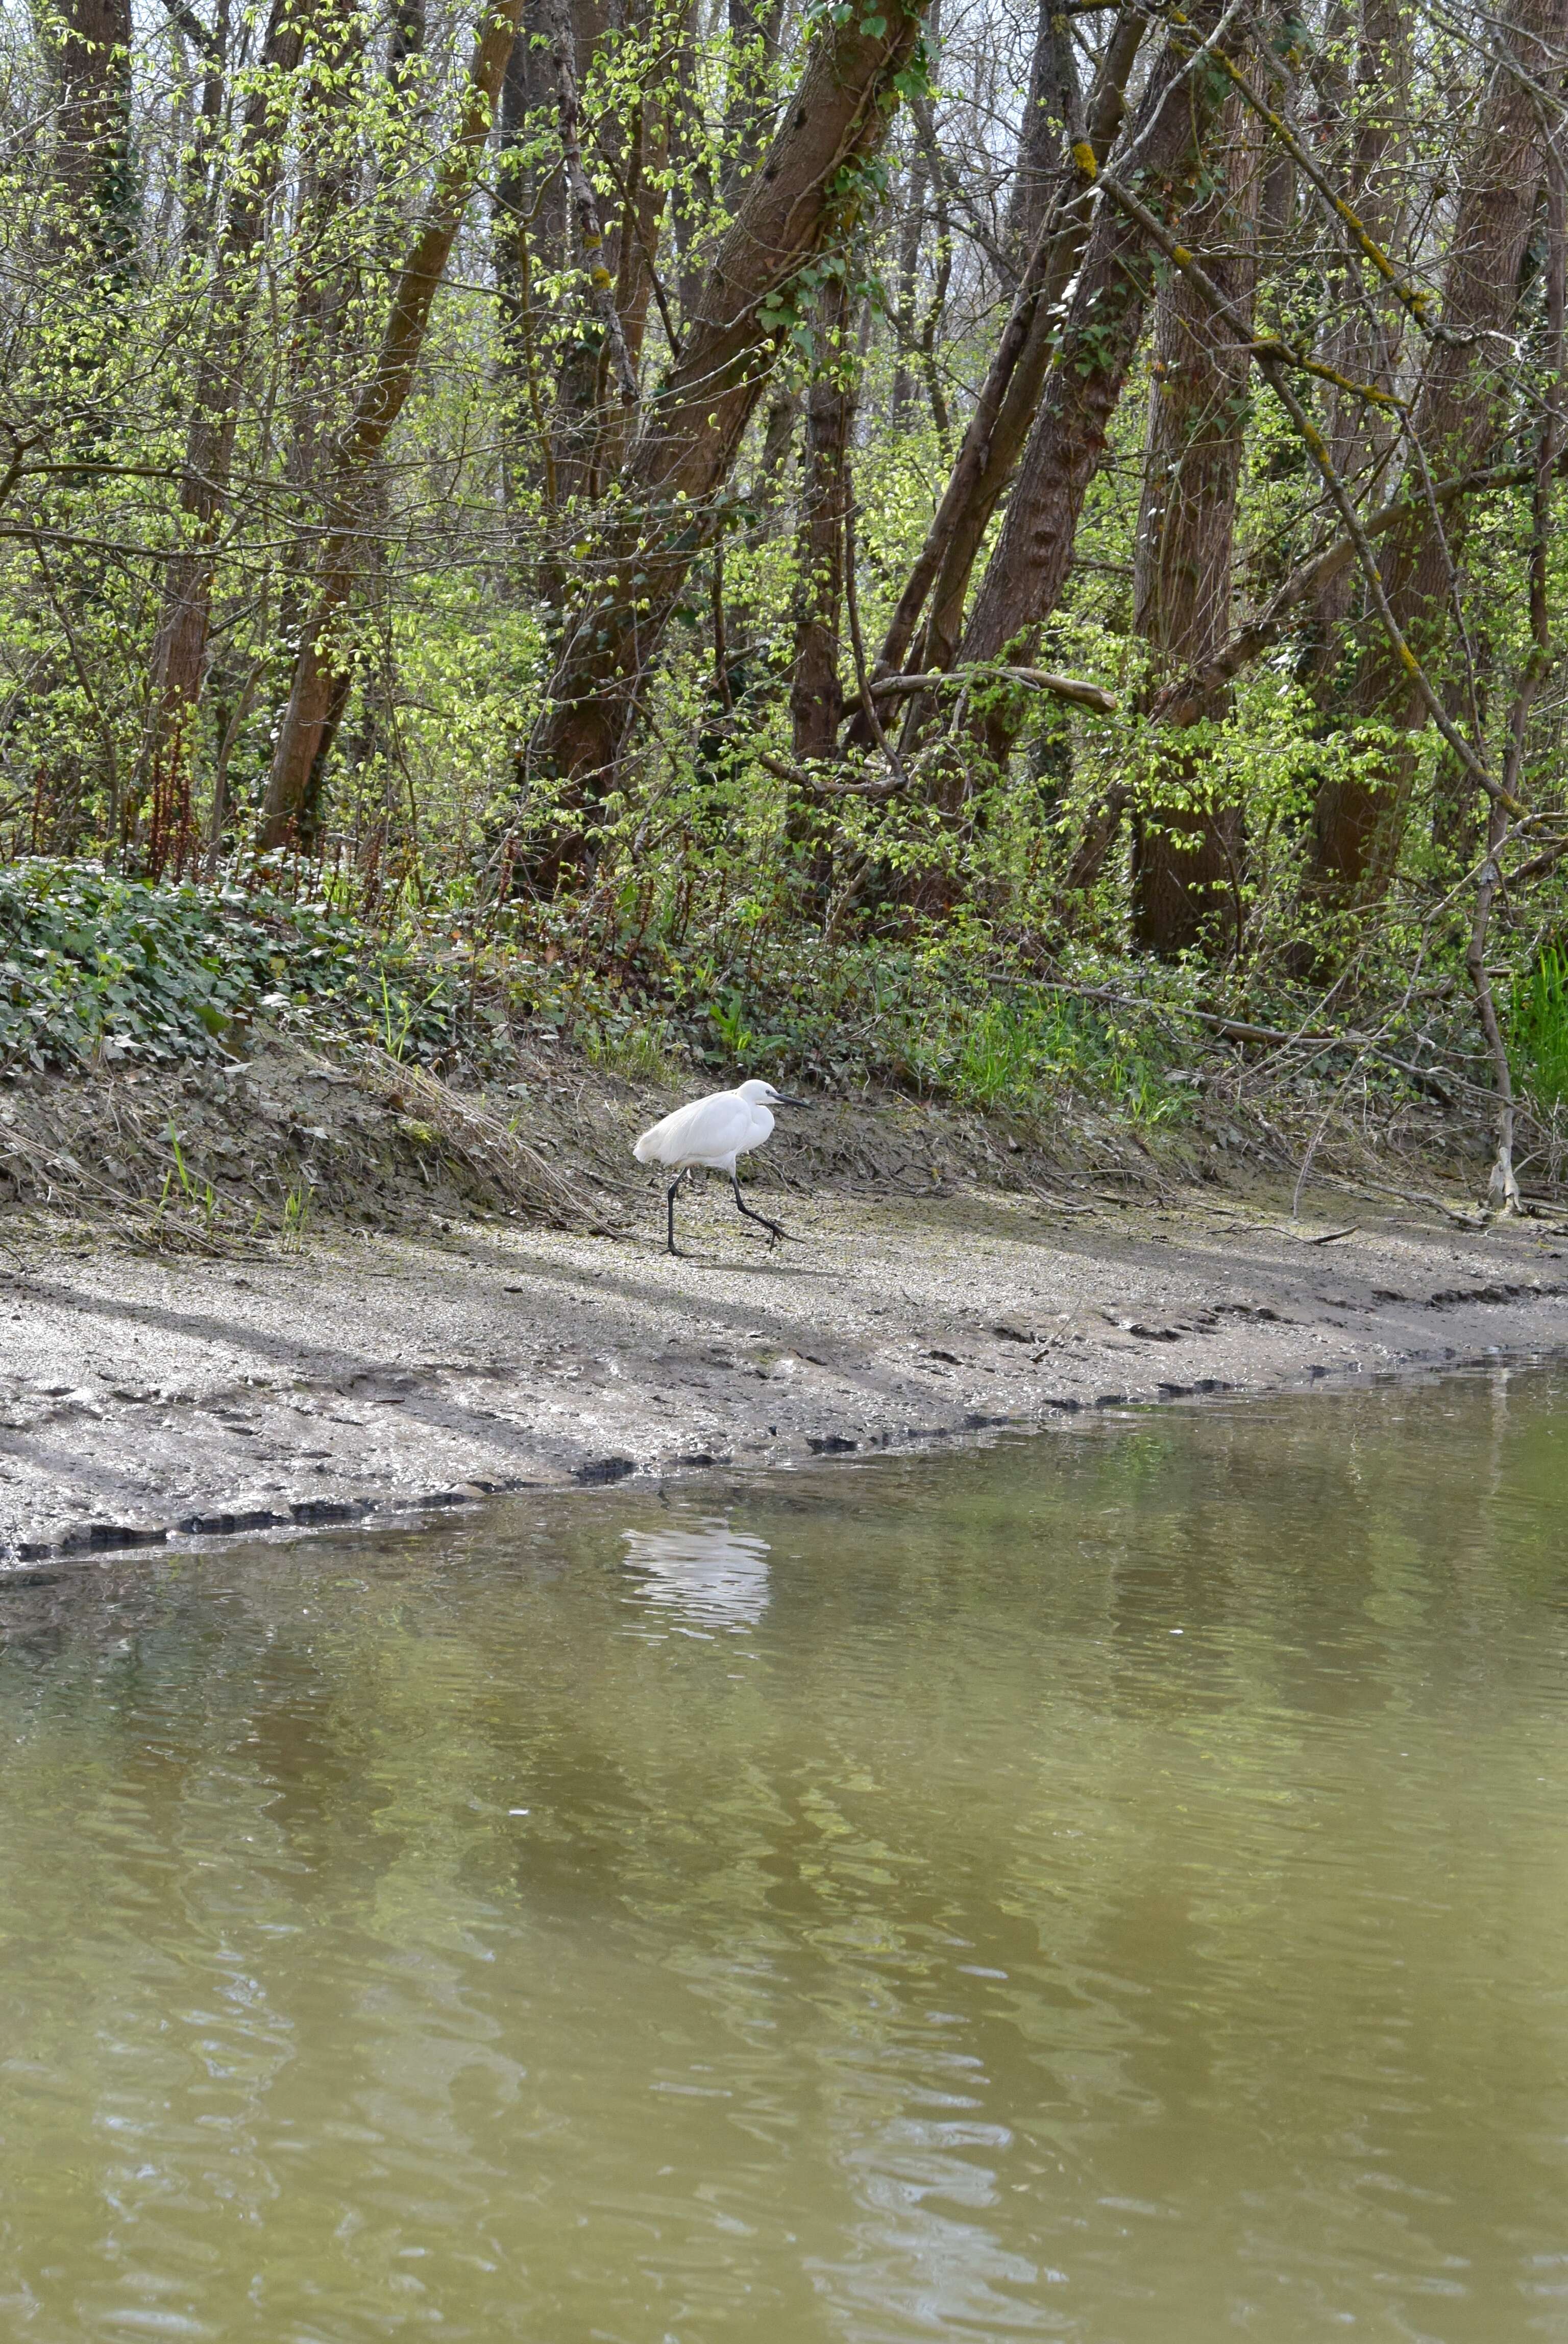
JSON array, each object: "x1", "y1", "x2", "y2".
[{"x1": 773, "y1": 1094, "x2": 813, "y2": 1108}]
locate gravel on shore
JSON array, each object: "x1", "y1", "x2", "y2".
[{"x1": 3, "y1": 1177, "x2": 1565, "y2": 1567}]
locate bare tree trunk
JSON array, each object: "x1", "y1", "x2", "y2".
[
  {"x1": 47, "y1": 0, "x2": 136, "y2": 272},
  {"x1": 953, "y1": 0, "x2": 1233, "y2": 777},
  {"x1": 494, "y1": 7, "x2": 569, "y2": 511},
  {"x1": 1301, "y1": 0, "x2": 1408, "y2": 693},
  {"x1": 790, "y1": 271, "x2": 855, "y2": 759},
  {"x1": 890, "y1": 135, "x2": 928, "y2": 429},
  {"x1": 1000, "y1": 0, "x2": 1077, "y2": 270},
  {"x1": 258, "y1": 0, "x2": 528, "y2": 850},
  {"x1": 910, "y1": 95, "x2": 952, "y2": 450},
  {"x1": 1468, "y1": 805, "x2": 1523, "y2": 1212},
  {"x1": 1309, "y1": 0, "x2": 1568, "y2": 905},
  {"x1": 132, "y1": 0, "x2": 311, "y2": 840},
  {"x1": 1476, "y1": 143, "x2": 1563, "y2": 1212},
  {"x1": 1130, "y1": 85, "x2": 1262, "y2": 957},
  {"x1": 516, "y1": 0, "x2": 933, "y2": 863}
]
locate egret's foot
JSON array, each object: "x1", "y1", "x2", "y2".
[{"x1": 730, "y1": 1179, "x2": 790, "y2": 1248}]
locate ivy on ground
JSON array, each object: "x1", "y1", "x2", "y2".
[{"x1": 0, "y1": 862, "x2": 464, "y2": 1073}]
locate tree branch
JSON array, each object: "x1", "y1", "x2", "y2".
[
  {"x1": 1099, "y1": 169, "x2": 1523, "y2": 813},
  {"x1": 846, "y1": 663, "x2": 1118, "y2": 718}
]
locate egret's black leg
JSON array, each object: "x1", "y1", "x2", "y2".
[
  {"x1": 666, "y1": 1170, "x2": 687, "y2": 1255},
  {"x1": 731, "y1": 1173, "x2": 789, "y2": 1248}
]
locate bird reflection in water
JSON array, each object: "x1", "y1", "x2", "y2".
[{"x1": 620, "y1": 1516, "x2": 771, "y2": 1630}]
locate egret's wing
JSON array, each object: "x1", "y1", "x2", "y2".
[
  {"x1": 633, "y1": 1091, "x2": 748, "y2": 1165},
  {"x1": 741, "y1": 1102, "x2": 774, "y2": 1154},
  {"x1": 680, "y1": 1094, "x2": 755, "y2": 1163},
  {"x1": 633, "y1": 1100, "x2": 699, "y2": 1164}
]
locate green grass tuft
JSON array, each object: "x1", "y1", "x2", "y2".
[{"x1": 1511, "y1": 945, "x2": 1568, "y2": 1108}]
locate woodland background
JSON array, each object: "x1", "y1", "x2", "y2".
[{"x1": 5, "y1": 0, "x2": 1568, "y2": 1199}]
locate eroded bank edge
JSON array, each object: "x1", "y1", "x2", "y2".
[{"x1": 5, "y1": 1333, "x2": 1563, "y2": 1589}]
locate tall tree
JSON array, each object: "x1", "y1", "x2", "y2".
[
  {"x1": 721, "y1": 0, "x2": 783, "y2": 198},
  {"x1": 516, "y1": 0, "x2": 933, "y2": 865},
  {"x1": 1309, "y1": 0, "x2": 1568, "y2": 904},
  {"x1": 281, "y1": 0, "x2": 367, "y2": 575},
  {"x1": 1130, "y1": 84, "x2": 1263, "y2": 956},
  {"x1": 258, "y1": 0, "x2": 529, "y2": 848},
  {"x1": 46, "y1": 0, "x2": 137, "y2": 272},
  {"x1": 133, "y1": 0, "x2": 313, "y2": 839},
  {"x1": 1000, "y1": 0, "x2": 1076, "y2": 268},
  {"x1": 790, "y1": 269, "x2": 857, "y2": 759},
  {"x1": 1300, "y1": 0, "x2": 1408, "y2": 691},
  {"x1": 494, "y1": 6, "x2": 569, "y2": 512},
  {"x1": 597, "y1": 0, "x2": 677, "y2": 479},
  {"x1": 952, "y1": 0, "x2": 1234, "y2": 776},
  {"x1": 864, "y1": 6, "x2": 1142, "y2": 705}
]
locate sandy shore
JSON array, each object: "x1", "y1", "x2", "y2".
[{"x1": 3, "y1": 1173, "x2": 1565, "y2": 1566}]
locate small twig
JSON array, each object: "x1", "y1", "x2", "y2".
[{"x1": 843, "y1": 490, "x2": 910, "y2": 791}]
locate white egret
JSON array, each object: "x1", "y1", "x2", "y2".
[{"x1": 633, "y1": 1078, "x2": 810, "y2": 1254}]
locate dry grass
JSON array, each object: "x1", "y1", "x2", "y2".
[{"x1": 346, "y1": 1047, "x2": 631, "y2": 1234}]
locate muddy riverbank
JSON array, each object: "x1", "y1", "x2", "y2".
[{"x1": 4, "y1": 1170, "x2": 1564, "y2": 1565}]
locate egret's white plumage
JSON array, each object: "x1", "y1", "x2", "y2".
[
  {"x1": 633, "y1": 1078, "x2": 806, "y2": 1253},
  {"x1": 634, "y1": 1077, "x2": 778, "y2": 1175}
]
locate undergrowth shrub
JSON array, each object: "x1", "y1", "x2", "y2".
[{"x1": 906, "y1": 991, "x2": 1184, "y2": 1120}]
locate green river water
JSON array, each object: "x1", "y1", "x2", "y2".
[{"x1": 2, "y1": 1369, "x2": 1566, "y2": 2342}]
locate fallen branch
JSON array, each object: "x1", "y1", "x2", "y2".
[{"x1": 1318, "y1": 1170, "x2": 1492, "y2": 1229}]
